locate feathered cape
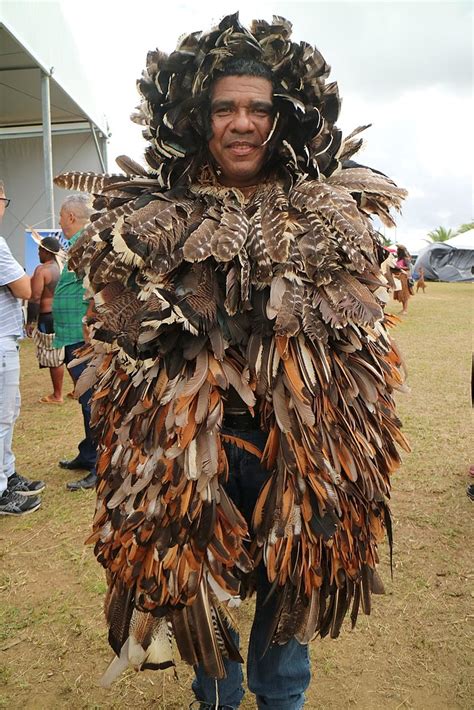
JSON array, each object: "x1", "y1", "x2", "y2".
[{"x1": 55, "y1": 158, "x2": 408, "y2": 683}]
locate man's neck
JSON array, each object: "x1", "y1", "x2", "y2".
[
  {"x1": 238, "y1": 185, "x2": 259, "y2": 198},
  {"x1": 65, "y1": 223, "x2": 86, "y2": 240}
]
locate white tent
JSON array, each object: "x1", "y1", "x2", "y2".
[
  {"x1": 0, "y1": 0, "x2": 109, "y2": 263},
  {"x1": 445, "y1": 230, "x2": 474, "y2": 250}
]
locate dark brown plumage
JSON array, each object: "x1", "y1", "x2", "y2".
[{"x1": 53, "y1": 12, "x2": 408, "y2": 685}]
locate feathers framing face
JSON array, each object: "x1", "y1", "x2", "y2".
[{"x1": 133, "y1": 13, "x2": 342, "y2": 187}]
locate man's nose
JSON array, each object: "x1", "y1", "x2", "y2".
[{"x1": 230, "y1": 109, "x2": 253, "y2": 132}]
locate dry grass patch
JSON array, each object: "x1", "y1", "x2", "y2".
[{"x1": 0, "y1": 282, "x2": 472, "y2": 709}]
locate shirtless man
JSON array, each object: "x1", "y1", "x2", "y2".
[{"x1": 27, "y1": 237, "x2": 66, "y2": 403}]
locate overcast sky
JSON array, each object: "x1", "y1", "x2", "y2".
[{"x1": 62, "y1": 0, "x2": 473, "y2": 252}]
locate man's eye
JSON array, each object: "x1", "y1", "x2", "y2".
[
  {"x1": 252, "y1": 108, "x2": 271, "y2": 117},
  {"x1": 214, "y1": 108, "x2": 232, "y2": 116}
]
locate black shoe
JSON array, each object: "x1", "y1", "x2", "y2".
[
  {"x1": 59, "y1": 457, "x2": 93, "y2": 471},
  {"x1": 0, "y1": 490, "x2": 41, "y2": 516},
  {"x1": 66, "y1": 472, "x2": 97, "y2": 491},
  {"x1": 7, "y1": 472, "x2": 45, "y2": 497}
]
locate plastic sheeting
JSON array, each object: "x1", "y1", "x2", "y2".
[{"x1": 414, "y1": 243, "x2": 474, "y2": 282}]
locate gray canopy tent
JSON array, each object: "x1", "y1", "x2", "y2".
[
  {"x1": 0, "y1": 1, "x2": 109, "y2": 263},
  {"x1": 413, "y1": 231, "x2": 474, "y2": 282}
]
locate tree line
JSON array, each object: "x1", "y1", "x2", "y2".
[{"x1": 428, "y1": 221, "x2": 474, "y2": 242}]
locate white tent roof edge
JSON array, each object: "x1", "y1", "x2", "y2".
[{"x1": 0, "y1": 6, "x2": 109, "y2": 137}]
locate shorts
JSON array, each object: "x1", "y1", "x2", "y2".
[{"x1": 33, "y1": 312, "x2": 65, "y2": 368}]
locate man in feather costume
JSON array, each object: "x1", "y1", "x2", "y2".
[{"x1": 54, "y1": 14, "x2": 409, "y2": 710}]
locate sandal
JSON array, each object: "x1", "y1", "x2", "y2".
[{"x1": 39, "y1": 394, "x2": 64, "y2": 405}]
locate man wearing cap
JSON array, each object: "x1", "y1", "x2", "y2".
[
  {"x1": 0, "y1": 180, "x2": 45, "y2": 515},
  {"x1": 53, "y1": 194, "x2": 97, "y2": 491},
  {"x1": 27, "y1": 236, "x2": 66, "y2": 404}
]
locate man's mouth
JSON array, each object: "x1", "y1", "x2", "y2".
[{"x1": 227, "y1": 142, "x2": 258, "y2": 156}]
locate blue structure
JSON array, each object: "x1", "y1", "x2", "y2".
[{"x1": 24, "y1": 229, "x2": 68, "y2": 275}]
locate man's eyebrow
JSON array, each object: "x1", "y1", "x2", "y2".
[
  {"x1": 249, "y1": 100, "x2": 273, "y2": 110},
  {"x1": 211, "y1": 99, "x2": 274, "y2": 111},
  {"x1": 211, "y1": 99, "x2": 235, "y2": 110}
]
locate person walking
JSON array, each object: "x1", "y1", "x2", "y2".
[{"x1": 393, "y1": 244, "x2": 413, "y2": 315}]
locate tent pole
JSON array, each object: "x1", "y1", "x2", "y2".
[
  {"x1": 41, "y1": 71, "x2": 55, "y2": 228},
  {"x1": 89, "y1": 122, "x2": 106, "y2": 172},
  {"x1": 100, "y1": 135, "x2": 109, "y2": 172}
]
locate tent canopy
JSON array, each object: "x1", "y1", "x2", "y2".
[
  {"x1": 445, "y1": 230, "x2": 474, "y2": 250},
  {"x1": 0, "y1": 1, "x2": 108, "y2": 136},
  {"x1": 414, "y1": 241, "x2": 474, "y2": 282},
  {"x1": 0, "y1": 1, "x2": 109, "y2": 263}
]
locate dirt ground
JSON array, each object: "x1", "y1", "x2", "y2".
[{"x1": 0, "y1": 281, "x2": 472, "y2": 709}]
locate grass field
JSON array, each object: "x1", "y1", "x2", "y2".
[{"x1": 0, "y1": 282, "x2": 472, "y2": 709}]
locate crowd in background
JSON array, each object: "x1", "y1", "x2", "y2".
[{"x1": 0, "y1": 185, "x2": 96, "y2": 517}]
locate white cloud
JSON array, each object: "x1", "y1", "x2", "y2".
[
  {"x1": 403, "y1": 186, "x2": 425, "y2": 200},
  {"x1": 60, "y1": 0, "x2": 473, "y2": 238}
]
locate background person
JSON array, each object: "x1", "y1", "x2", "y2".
[
  {"x1": 26, "y1": 235, "x2": 65, "y2": 404},
  {"x1": 0, "y1": 181, "x2": 45, "y2": 515},
  {"x1": 393, "y1": 244, "x2": 413, "y2": 315},
  {"x1": 53, "y1": 194, "x2": 97, "y2": 491}
]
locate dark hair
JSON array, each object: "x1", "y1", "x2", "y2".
[
  {"x1": 40, "y1": 236, "x2": 61, "y2": 254},
  {"x1": 211, "y1": 57, "x2": 274, "y2": 87},
  {"x1": 397, "y1": 245, "x2": 410, "y2": 260}
]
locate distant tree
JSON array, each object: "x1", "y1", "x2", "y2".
[
  {"x1": 428, "y1": 226, "x2": 455, "y2": 242},
  {"x1": 457, "y1": 221, "x2": 474, "y2": 234}
]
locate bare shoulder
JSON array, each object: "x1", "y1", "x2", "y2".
[
  {"x1": 32, "y1": 263, "x2": 47, "y2": 279},
  {"x1": 44, "y1": 260, "x2": 61, "y2": 283}
]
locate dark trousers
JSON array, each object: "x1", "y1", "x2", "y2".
[
  {"x1": 192, "y1": 428, "x2": 310, "y2": 710},
  {"x1": 64, "y1": 342, "x2": 96, "y2": 472}
]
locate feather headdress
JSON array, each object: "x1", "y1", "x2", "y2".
[{"x1": 132, "y1": 13, "x2": 341, "y2": 187}]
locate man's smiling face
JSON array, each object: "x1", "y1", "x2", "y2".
[{"x1": 208, "y1": 75, "x2": 274, "y2": 188}]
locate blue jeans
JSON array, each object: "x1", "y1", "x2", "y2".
[
  {"x1": 0, "y1": 337, "x2": 20, "y2": 494},
  {"x1": 192, "y1": 429, "x2": 310, "y2": 710},
  {"x1": 65, "y1": 342, "x2": 96, "y2": 472}
]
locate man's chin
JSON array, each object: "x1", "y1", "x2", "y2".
[{"x1": 219, "y1": 165, "x2": 263, "y2": 188}]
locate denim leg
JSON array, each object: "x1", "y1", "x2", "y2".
[
  {"x1": 191, "y1": 428, "x2": 270, "y2": 709},
  {"x1": 221, "y1": 428, "x2": 310, "y2": 708},
  {"x1": 190, "y1": 427, "x2": 311, "y2": 708},
  {"x1": 247, "y1": 565, "x2": 310, "y2": 709},
  {"x1": 65, "y1": 343, "x2": 97, "y2": 471},
  {"x1": 0, "y1": 339, "x2": 20, "y2": 494},
  {"x1": 192, "y1": 624, "x2": 244, "y2": 709}
]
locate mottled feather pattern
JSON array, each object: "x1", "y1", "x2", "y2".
[
  {"x1": 53, "y1": 171, "x2": 126, "y2": 194},
  {"x1": 183, "y1": 218, "x2": 218, "y2": 262},
  {"x1": 210, "y1": 204, "x2": 250, "y2": 262},
  {"x1": 246, "y1": 200, "x2": 273, "y2": 284},
  {"x1": 55, "y1": 115, "x2": 406, "y2": 681},
  {"x1": 260, "y1": 184, "x2": 291, "y2": 263}
]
